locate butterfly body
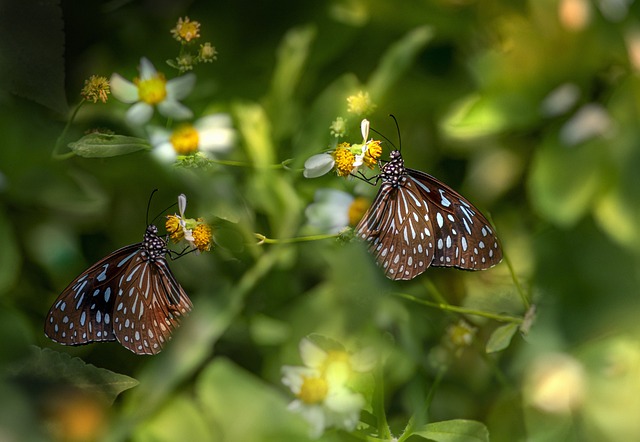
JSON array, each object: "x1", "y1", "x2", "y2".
[
  {"x1": 356, "y1": 150, "x2": 502, "y2": 280},
  {"x1": 45, "y1": 225, "x2": 192, "y2": 355}
]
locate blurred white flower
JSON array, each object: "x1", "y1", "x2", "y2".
[
  {"x1": 305, "y1": 189, "x2": 353, "y2": 233},
  {"x1": 560, "y1": 103, "x2": 612, "y2": 146},
  {"x1": 148, "y1": 114, "x2": 235, "y2": 162},
  {"x1": 525, "y1": 353, "x2": 587, "y2": 414},
  {"x1": 110, "y1": 57, "x2": 195, "y2": 126},
  {"x1": 281, "y1": 336, "x2": 375, "y2": 438},
  {"x1": 541, "y1": 83, "x2": 580, "y2": 117}
]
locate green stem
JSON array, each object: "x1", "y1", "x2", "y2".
[
  {"x1": 255, "y1": 232, "x2": 338, "y2": 244},
  {"x1": 207, "y1": 158, "x2": 293, "y2": 169},
  {"x1": 394, "y1": 292, "x2": 523, "y2": 324},
  {"x1": 503, "y1": 250, "x2": 530, "y2": 310},
  {"x1": 373, "y1": 365, "x2": 392, "y2": 440},
  {"x1": 398, "y1": 367, "x2": 445, "y2": 441},
  {"x1": 51, "y1": 100, "x2": 86, "y2": 160}
]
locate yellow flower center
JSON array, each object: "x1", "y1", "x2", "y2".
[
  {"x1": 298, "y1": 375, "x2": 328, "y2": 404},
  {"x1": 135, "y1": 74, "x2": 167, "y2": 105},
  {"x1": 199, "y1": 43, "x2": 217, "y2": 62},
  {"x1": 193, "y1": 221, "x2": 213, "y2": 252},
  {"x1": 348, "y1": 197, "x2": 369, "y2": 226},
  {"x1": 165, "y1": 215, "x2": 184, "y2": 242},
  {"x1": 333, "y1": 144, "x2": 355, "y2": 177},
  {"x1": 170, "y1": 124, "x2": 200, "y2": 155},
  {"x1": 363, "y1": 140, "x2": 382, "y2": 168}
]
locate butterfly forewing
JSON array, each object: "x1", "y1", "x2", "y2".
[
  {"x1": 45, "y1": 225, "x2": 192, "y2": 355},
  {"x1": 356, "y1": 150, "x2": 502, "y2": 280}
]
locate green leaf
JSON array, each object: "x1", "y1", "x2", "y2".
[
  {"x1": 486, "y1": 323, "x2": 519, "y2": 353},
  {"x1": 132, "y1": 395, "x2": 215, "y2": 442},
  {"x1": 68, "y1": 133, "x2": 150, "y2": 158},
  {"x1": 196, "y1": 358, "x2": 312, "y2": 441},
  {"x1": 8, "y1": 347, "x2": 138, "y2": 404},
  {"x1": 441, "y1": 93, "x2": 509, "y2": 139},
  {"x1": 411, "y1": 419, "x2": 490, "y2": 442}
]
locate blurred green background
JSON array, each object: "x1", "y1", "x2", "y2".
[{"x1": 2, "y1": 0, "x2": 640, "y2": 441}]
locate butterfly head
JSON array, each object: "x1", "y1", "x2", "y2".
[{"x1": 380, "y1": 150, "x2": 406, "y2": 188}]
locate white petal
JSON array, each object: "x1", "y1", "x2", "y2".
[
  {"x1": 158, "y1": 100, "x2": 193, "y2": 120},
  {"x1": 281, "y1": 366, "x2": 316, "y2": 394},
  {"x1": 125, "y1": 102, "x2": 154, "y2": 126},
  {"x1": 109, "y1": 73, "x2": 139, "y2": 103},
  {"x1": 147, "y1": 126, "x2": 171, "y2": 148},
  {"x1": 139, "y1": 57, "x2": 157, "y2": 79},
  {"x1": 299, "y1": 338, "x2": 327, "y2": 368},
  {"x1": 360, "y1": 119, "x2": 370, "y2": 142},
  {"x1": 166, "y1": 73, "x2": 196, "y2": 100},
  {"x1": 151, "y1": 143, "x2": 177, "y2": 163},
  {"x1": 303, "y1": 153, "x2": 335, "y2": 178},
  {"x1": 324, "y1": 387, "x2": 365, "y2": 414},
  {"x1": 560, "y1": 104, "x2": 612, "y2": 146},
  {"x1": 350, "y1": 347, "x2": 377, "y2": 372},
  {"x1": 178, "y1": 194, "x2": 187, "y2": 218}
]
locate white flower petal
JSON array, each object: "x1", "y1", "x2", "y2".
[
  {"x1": 560, "y1": 103, "x2": 612, "y2": 146},
  {"x1": 305, "y1": 189, "x2": 353, "y2": 233},
  {"x1": 350, "y1": 347, "x2": 377, "y2": 372},
  {"x1": 303, "y1": 153, "x2": 335, "y2": 178},
  {"x1": 299, "y1": 338, "x2": 328, "y2": 368},
  {"x1": 360, "y1": 119, "x2": 370, "y2": 142},
  {"x1": 125, "y1": 102, "x2": 154, "y2": 126},
  {"x1": 166, "y1": 73, "x2": 196, "y2": 100},
  {"x1": 178, "y1": 194, "x2": 187, "y2": 218},
  {"x1": 147, "y1": 126, "x2": 171, "y2": 148},
  {"x1": 139, "y1": 57, "x2": 157, "y2": 79},
  {"x1": 109, "y1": 73, "x2": 139, "y2": 103},
  {"x1": 151, "y1": 143, "x2": 177, "y2": 163},
  {"x1": 158, "y1": 100, "x2": 194, "y2": 120},
  {"x1": 325, "y1": 387, "x2": 365, "y2": 414},
  {"x1": 281, "y1": 365, "x2": 317, "y2": 394}
]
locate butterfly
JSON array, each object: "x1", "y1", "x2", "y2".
[
  {"x1": 44, "y1": 223, "x2": 192, "y2": 355},
  {"x1": 355, "y1": 149, "x2": 502, "y2": 280}
]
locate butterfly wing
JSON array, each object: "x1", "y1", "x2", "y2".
[
  {"x1": 356, "y1": 167, "x2": 502, "y2": 280},
  {"x1": 356, "y1": 179, "x2": 437, "y2": 280},
  {"x1": 112, "y1": 254, "x2": 192, "y2": 355},
  {"x1": 44, "y1": 244, "x2": 142, "y2": 346},
  {"x1": 406, "y1": 168, "x2": 502, "y2": 270}
]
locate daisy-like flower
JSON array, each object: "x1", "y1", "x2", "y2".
[
  {"x1": 346, "y1": 91, "x2": 376, "y2": 115},
  {"x1": 110, "y1": 57, "x2": 195, "y2": 126},
  {"x1": 303, "y1": 119, "x2": 382, "y2": 179},
  {"x1": 329, "y1": 117, "x2": 347, "y2": 137},
  {"x1": 81, "y1": 75, "x2": 110, "y2": 104},
  {"x1": 165, "y1": 194, "x2": 214, "y2": 253},
  {"x1": 305, "y1": 189, "x2": 369, "y2": 233},
  {"x1": 170, "y1": 16, "x2": 201, "y2": 43},
  {"x1": 148, "y1": 114, "x2": 235, "y2": 163},
  {"x1": 199, "y1": 42, "x2": 218, "y2": 62},
  {"x1": 282, "y1": 337, "x2": 375, "y2": 438}
]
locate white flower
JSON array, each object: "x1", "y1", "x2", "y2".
[
  {"x1": 305, "y1": 189, "x2": 354, "y2": 233},
  {"x1": 110, "y1": 57, "x2": 195, "y2": 126},
  {"x1": 148, "y1": 114, "x2": 235, "y2": 162},
  {"x1": 282, "y1": 365, "x2": 365, "y2": 439},
  {"x1": 281, "y1": 337, "x2": 375, "y2": 438}
]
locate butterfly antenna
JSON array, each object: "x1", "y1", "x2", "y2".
[
  {"x1": 146, "y1": 189, "x2": 159, "y2": 226},
  {"x1": 370, "y1": 126, "x2": 397, "y2": 151},
  {"x1": 147, "y1": 189, "x2": 178, "y2": 227},
  {"x1": 389, "y1": 114, "x2": 402, "y2": 152}
]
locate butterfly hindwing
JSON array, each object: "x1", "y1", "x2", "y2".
[
  {"x1": 406, "y1": 168, "x2": 502, "y2": 270},
  {"x1": 44, "y1": 244, "x2": 141, "y2": 346},
  {"x1": 112, "y1": 254, "x2": 192, "y2": 355}
]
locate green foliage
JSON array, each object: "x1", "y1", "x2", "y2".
[{"x1": 3, "y1": 1, "x2": 640, "y2": 441}]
